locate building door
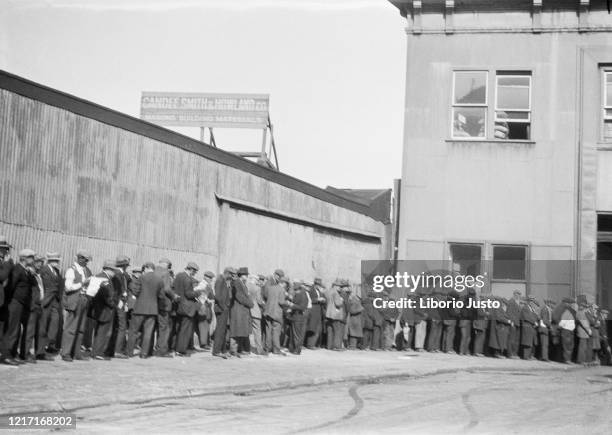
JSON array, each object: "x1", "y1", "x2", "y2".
[{"x1": 597, "y1": 214, "x2": 612, "y2": 340}]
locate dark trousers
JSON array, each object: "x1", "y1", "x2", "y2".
[
  {"x1": 459, "y1": 323, "x2": 471, "y2": 355},
  {"x1": 473, "y1": 328, "x2": 486, "y2": 355},
  {"x1": 427, "y1": 320, "x2": 442, "y2": 351},
  {"x1": 195, "y1": 315, "x2": 210, "y2": 347},
  {"x1": 213, "y1": 311, "x2": 229, "y2": 354},
  {"x1": 372, "y1": 325, "x2": 382, "y2": 350},
  {"x1": 175, "y1": 315, "x2": 194, "y2": 354},
  {"x1": 362, "y1": 328, "x2": 373, "y2": 349},
  {"x1": 60, "y1": 295, "x2": 89, "y2": 358},
  {"x1": 156, "y1": 311, "x2": 171, "y2": 354},
  {"x1": 82, "y1": 316, "x2": 94, "y2": 350},
  {"x1": 264, "y1": 316, "x2": 282, "y2": 353},
  {"x1": 539, "y1": 331, "x2": 549, "y2": 360},
  {"x1": 305, "y1": 322, "x2": 322, "y2": 348},
  {"x1": 560, "y1": 329, "x2": 574, "y2": 363},
  {"x1": 41, "y1": 300, "x2": 61, "y2": 351},
  {"x1": 23, "y1": 308, "x2": 44, "y2": 357},
  {"x1": 127, "y1": 314, "x2": 156, "y2": 357},
  {"x1": 290, "y1": 316, "x2": 306, "y2": 354},
  {"x1": 326, "y1": 319, "x2": 344, "y2": 350},
  {"x1": 92, "y1": 320, "x2": 113, "y2": 358},
  {"x1": 508, "y1": 325, "x2": 520, "y2": 356},
  {"x1": 576, "y1": 337, "x2": 589, "y2": 364},
  {"x1": 113, "y1": 307, "x2": 128, "y2": 356},
  {"x1": 2, "y1": 299, "x2": 27, "y2": 359},
  {"x1": 442, "y1": 321, "x2": 456, "y2": 353}
]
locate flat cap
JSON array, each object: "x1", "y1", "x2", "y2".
[
  {"x1": 257, "y1": 274, "x2": 266, "y2": 281},
  {"x1": 600, "y1": 309, "x2": 609, "y2": 315},
  {"x1": 0, "y1": 236, "x2": 12, "y2": 249},
  {"x1": 186, "y1": 262, "x2": 200, "y2": 271},
  {"x1": 34, "y1": 254, "x2": 45, "y2": 262},
  {"x1": 19, "y1": 248, "x2": 36, "y2": 258},
  {"x1": 77, "y1": 250, "x2": 92, "y2": 260},
  {"x1": 562, "y1": 297, "x2": 575, "y2": 304},
  {"x1": 332, "y1": 278, "x2": 344, "y2": 287},
  {"x1": 143, "y1": 262, "x2": 155, "y2": 270},
  {"x1": 237, "y1": 267, "x2": 249, "y2": 276},
  {"x1": 314, "y1": 277, "x2": 323, "y2": 286},
  {"x1": 102, "y1": 259, "x2": 118, "y2": 270},
  {"x1": 225, "y1": 267, "x2": 237, "y2": 275},
  {"x1": 115, "y1": 255, "x2": 130, "y2": 267},
  {"x1": 158, "y1": 258, "x2": 172, "y2": 266},
  {"x1": 513, "y1": 290, "x2": 522, "y2": 296},
  {"x1": 274, "y1": 269, "x2": 285, "y2": 278},
  {"x1": 46, "y1": 251, "x2": 61, "y2": 261},
  {"x1": 204, "y1": 271, "x2": 215, "y2": 279}
]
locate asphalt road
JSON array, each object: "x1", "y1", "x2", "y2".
[{"x1": 70, "y1": 365, "x2": 612, "y2": 434}]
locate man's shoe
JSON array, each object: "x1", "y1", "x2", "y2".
[
  {"x1": 36, "y1": 353, "x2": 55, "y2": 361},
  {"x1": 1, "y1": 357, "x2": 19, "y2": 366},
  {"x1": 114, "y1": 353, "x2": 129, "y2": 359},
  {"x1": 61, "y1": 355, "x2": 73, "y2": 362},
  {"x1": 175, "y1": 352, "x2": 190, "y2": 357},
  {"x1": 75, "y1": 355, "x2": 90, "y2": 361},
  {"x1": 212, "y1": 353, "x2": 228, "y2": 359},
  {"x1": 156, "y1": 352, "x2": 174, "y2": 358},
  {"x1": 24, "y1": 355, "x2": 37, "y2": 364},
  {"x1": 139, "y1": 354, "x2": 150, "y2": 359}
]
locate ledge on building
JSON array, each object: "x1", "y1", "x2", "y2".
[{"x1": 445, "y1": 139, "x2": 536, "y2": 146}]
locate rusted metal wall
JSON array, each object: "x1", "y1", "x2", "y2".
[{"x1": 0, "y1": 88, "x2": 385, "y2": 284}]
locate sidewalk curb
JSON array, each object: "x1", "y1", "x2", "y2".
[{"x1": 0, "y1": 361, "x2": 586, "y2": 417}]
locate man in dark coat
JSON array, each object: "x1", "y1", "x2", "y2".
[
  {"x1": 362, "y1": 295, "x2": 376, "y2": 350},
  {"x1": 154, "y1": 259, "x2": 176, "y2": 357},
  {"x1": 39, "y1": 252, "x2": 63, "y2": 354},
  {"x1": 506, "y1": 290, "x2": 522, "y2": 359},
  {"x1": 91, "y1": 260, "x2": 118, "y2": 360},
  {"x1": 442, "y1": 291, "x2": 460, "y2": 354},
  {"x1": 22, "y1": 254, "x2": 46, "y2": 362},
  {"x1": 288, "y1": 281, "x2": 309, "y2": 355},
  {"x1": 212, "y1": 267, "x2": 234, "y2": 358},
  {"x1": 262, "y1": 269, "x2": 287, "y2": 355},
  {"x1": 426, "y1": 293, "x2": 443, "y2": 352},
  {"x1": 194, "y1": 271, "x2": 215, "y2": 351},
  {"x1": 305, "y1": 278, "x2": 326, "y2": 349},
  {"x1": 1, "y1": 249, "x2": 36, "y2": 365},
  {"x1": 173, "y1": 263, "x2": 200, "y2": 357},
  {"x1": 0, "y1": 236, "x2": 14, "y2": 364},
  {"x1": 60, "y1": 250, "x2": 93, "y2": 362},
  {"x1": 538, "y1": 299, "x2": 554, "y2": 362},
  {"x1": 459, "y1": 289, "x2": 476, "y2": 355},
  {"x1": 379, "y1": 291, "x2": 398, "y2": 351},
  {"x1": 347, "y1": 288, "x2": 364, "y2": 350},
  {"x1": 472, "y1": 295, "x2": 490, "y2": 357},
  {"x1": 126, "y1": 262, "x2": 163, "y2": 358},
  {"x1": 520, "y1": 296, "x2": 540, "y2": 360},
  {"x1": 490, "y1": 297, "x2": 512, "y2": 358},
  {"x1": 230, "y1": 267, "x2": 254, "y2": 355},
  {"x1": 109, "y1": 255, "x2": 131, "y2": 359}
]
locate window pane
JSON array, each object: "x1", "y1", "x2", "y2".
[
  {"x1": 605, "y1": 120, "x2": 612, "y2": 139},
  {"x1": 454, "y1": 71, "x2": 487, "y2": 104},
  {"x1": 450, "y1": 244, "x2": 482, "y2": 277},
  {"x1": 605, "y1": 109, "x2": 612, "y2": 118},
  {"x1": 498, "y1": 76, "x2": 530, "y2": 86},
  {"x1": 497, "y1": 86, "x2": 530, "y2": 110},
  {"x1": 453, "y1": 107, "x2": 486, "y2": 138},
  {"x1": 607, "y1": 82, "x2": 612, "y2": 107},
  {"x1": 493, "y1": 246, "x2": 526, "y2": 280},
  {"x1": 496, "y1": 111, "x2": 529, "y2": 120}
]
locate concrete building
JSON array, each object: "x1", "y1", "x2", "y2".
[
  {"x1": 0, "y1": 70, "x2": 389, "y2": 284},
  {"x1": 388, "y1": 0, "x2": 612, "y2": 307}
]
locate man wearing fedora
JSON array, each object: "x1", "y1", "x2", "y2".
[
  {"x1": 507, "y1": 290, "x2": 522, "y2": 359},
  {"x1": 154, "y1": 258, "x2": 176, "y2": 358},
  {"x1": 173, "y1": 262, "x2": 200, "y2": 357},
  {"x1": 0, "y1": 235, "x2": 14, "y2": 363},
  {"x1": 1, "y1": 248, "x2": 37, "y2": 366},
  {"x1": 212, "y1": 267, "x2": 235, "y2": 358},
  {"x1": 40, "y1": 252, "x2": 63, "y2": 355},
  {"x1": 91, "y1": 260, "x2": 119, "y2": 360},
  {"x1": 60, "y1": 250, "x2": 93, "y2": 362}
]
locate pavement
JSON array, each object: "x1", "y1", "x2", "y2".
[{"x1": 0, "y1": 348, "x2": 599, "y2": 418}]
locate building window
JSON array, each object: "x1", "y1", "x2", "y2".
[
  {"x1": 604, "y1": 71, "x2": 612, "y2": 140},
  {"x1": 449, "y1": 243, "x2": 482, "y2": 277},
  {"x1": 452, "y1": 71, "x2": 488, "y2": 139},
  {"x1": 494, "y1": 72, "x2": 531, "y2": 140},
  {"x1": 492, "y1": 245, "x2": 527, "y2": 281}
]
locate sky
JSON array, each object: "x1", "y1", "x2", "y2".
[{"x1": 0, "y1": 0, "x2": 406, "y2": 190}]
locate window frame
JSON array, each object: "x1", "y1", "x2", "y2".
[
  {"x1": 450, "y1": 70, "x2": 489, "y2": 140},
  {"x1": 491, "y1": 244, "x2": 529, "y2": 283},
  {"x1": 494, "y1": 73, "x2": 532, "y2": 124},
  {"x1": 603, "y1": 69, "x2": 612, "y2": 142}
]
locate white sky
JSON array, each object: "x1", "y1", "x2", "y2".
[{"x1": 1, "y1": 0, "x2": 406, "y2": 190}]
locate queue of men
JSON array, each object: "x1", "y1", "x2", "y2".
[{"x1": 0, "y1": 236, "x2": 610, "y2": 367}]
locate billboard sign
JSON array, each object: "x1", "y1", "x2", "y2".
[{"x1": 140, "y1": 92, "x2": 269, "y2": 129}]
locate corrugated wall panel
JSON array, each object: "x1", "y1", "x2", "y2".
[{"x1": 0, "y1": 88, "x2": 385, "y2": 279}]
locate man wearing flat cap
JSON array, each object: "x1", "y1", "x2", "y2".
[
  {"x1": 325, "y1": 278, "x2": 347, "y2": 351},
  {"x1": 193, "y1": 271, "x2": 215, "y2": 351},
  {"x1": 262, "y1": 269, "x2": 287, "y2": 355},
  {"x1": 520, "y1": 296, "x2": 540, "y2": 360},
  {"x1": 60, "y1": 250, "x2": 93, "y2": 362},
  {"x1": 126, "y1": 262, "x2": 163, "y2": 358},
  {"x1": 173, "y1": 262, "x2": 200, "y2": 357},
  {"x1": 538, "y1": 299, "x2": 554, "y2": 362},
  {"x1": 575, "y1": 300, "x2": 592, "y2": 364},
  {"x1": 110, "y1": 255, "x2": 131, "y2": 359},
  {"x1": 1, "y1": 248, "x2": 37, "y2": 366},
  {"x1": 90, "y1": 260, "x2": 119, "y2": 360},
  {"x1": 22, "y1": 254, "x2": 49, "y2": 362},
  {"x1": 39, "y1": 252, "x2": 63, "y2": 355},
  {"x1": 212, "y1": 267, "x2": 235, "y2": 358},
  {"x1": 246, "y1": 272, "x2": 265, "y2": 355},
  {"x1": 0, "y1": 235, "x2": 14, "y2": 362},
  {"x1": 154, "y1": 258, "x2": 177, "y2": 358},
  {"x1": 230, "y1": 267, "x2": 254, "y2": 355}
]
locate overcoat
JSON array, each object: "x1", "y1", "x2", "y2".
[
  {"x1": 230, "y1": 278, "x2": 254, "y2": 337},
  {"x1": 347, "y1": 294, "x2": 364, "y2": 338},
  {"x1": 520, "y1": 305, "x2": 539, "y2": 347}
]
